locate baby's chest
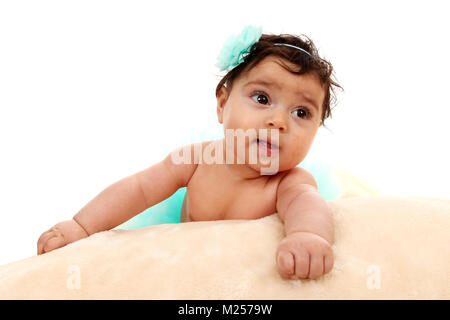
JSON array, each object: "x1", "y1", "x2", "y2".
[{"x1": 185, "y1": 169, "x2": 280, "y2": 221}]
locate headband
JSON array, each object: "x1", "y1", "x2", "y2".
[
  {"x1": 273, "y1": 43, "x2": 312, "y2": 57},
  {"x1": 216, "y1": 25, "x2": 311, "y2": 72}
]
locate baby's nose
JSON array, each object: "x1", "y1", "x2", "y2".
[{"x1": 265, "y1": 115, "x2": 287, "y2": 132}]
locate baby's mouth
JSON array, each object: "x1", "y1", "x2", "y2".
[{"x1": 254, "y1": 138, "x2": 280, "y2": 156}]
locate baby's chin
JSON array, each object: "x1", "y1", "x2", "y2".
[{"x1": 245, "y1": 158, "x2": 294, "y2": 176}]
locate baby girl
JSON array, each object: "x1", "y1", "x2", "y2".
[{"x1": 37, "y1": 26, "x2": 342, "y2": 280}]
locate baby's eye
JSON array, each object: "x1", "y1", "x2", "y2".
[
  {"x1": 292, "y1": 108, "x2": 310, "y2": 119},
  {"x1": 251, "y1": 92, "x2": 270, "y2": 105}
]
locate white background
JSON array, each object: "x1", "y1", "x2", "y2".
[{"x1": 0, "y1": 0, "x2": 449, "y2": 265}]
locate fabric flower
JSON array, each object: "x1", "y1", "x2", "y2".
[{"x1": 216, "y1": 25, "x2": 263, "y2": 72}]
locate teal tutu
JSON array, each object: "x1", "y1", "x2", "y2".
[
  {"x1": 116, "y1": 187, "x2": 187, "y2": 230},
  {"x1": 298, "y1": 158, "x2": 342, "y2": 203},
  {"x1": 117, "y1": 160, "x2": 341, "y2": 230}
]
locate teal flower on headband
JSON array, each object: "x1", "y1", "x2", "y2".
[{"x1": 216, "y1": 25, "x2": 263, "y2": 72}]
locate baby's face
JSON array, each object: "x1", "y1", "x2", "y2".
[{"x1": 217, "y1": 55, "x2": 325, "y2": 172}]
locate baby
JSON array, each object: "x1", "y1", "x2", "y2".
[{"x1": 37, "y1": 26, "x2": 342, "y2": 280}]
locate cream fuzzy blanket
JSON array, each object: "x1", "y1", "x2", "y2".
[{"x1": 0, "y1": 170, "x2": 449, "y2": 299}]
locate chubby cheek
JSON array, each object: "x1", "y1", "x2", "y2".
[
  {"x1": 283, "y1": 136, "x2": 313, "y2": 167},
  {"x1": 222, "y1": 105, "x2": 252, "y2": 131},
  {"x1": 282, "y1": 148, "x2": 304, "y2": 169}
]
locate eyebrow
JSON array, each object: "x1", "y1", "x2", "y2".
[{"x1": 244, "y1": 79, "x2": 320, "y2": 112}]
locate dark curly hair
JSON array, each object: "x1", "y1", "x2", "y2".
[{"x1": 215, "y1": 33, "x2": 342, "y2": 126}]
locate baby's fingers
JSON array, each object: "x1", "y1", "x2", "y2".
[
  {"x1": 324, "y1": 252, "x2": 334, "y2": 275},
  {"x1": 293, "y1": 250, "x2": 310, "y2": 279},
  {"x1": 37, "y1": 227, "x2": 66, "y2": 255},
  {"x1": 37, "y1": 230, "x2": 55, "y2": 255},
  {"x1": 42, "y1": 234, "x2": 66, "y2": 253},
  {"x1": 309, "y1": 253, "x2": 324, "y2": 279},
  {"x1": 276, "y1": 250, "x2": 295, "y2": 279}
]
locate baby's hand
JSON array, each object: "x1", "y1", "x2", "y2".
[
  {"x1": 276, "y1": 231, "x2": 334, "y2": 280},
  {"x1": 37, "y1": 219, "x2": 89, "y2": 255}
]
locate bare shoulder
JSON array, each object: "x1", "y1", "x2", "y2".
[
  {"x1": 163, "y1": 140, "x2": 217, "y2": 187},
  {"x1": 275, "y1": 167, "x2": 319, "y2": 214},
  {"x1": 277, "y1": 166, "x2": 318, "y2": 195}
]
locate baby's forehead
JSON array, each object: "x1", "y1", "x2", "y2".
[
  {"x1": 244, "y1": 56, "x2": 313, "y2": 83},
  {"x1": 240, "y1": 57, "x2": 325, "y2": 106}
]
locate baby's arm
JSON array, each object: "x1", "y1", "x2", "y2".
[
  {"x1": 37, "y1": 144, "x2": 198, "y2": 254},
  {"x1": 275, "y1": 167, "x2": 334, "y2": 280}
]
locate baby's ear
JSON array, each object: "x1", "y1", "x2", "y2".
[{"x1": 216, "y1": 86, "x2": 229, "y2": 124}]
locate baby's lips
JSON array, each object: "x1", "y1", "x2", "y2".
[
  {"x1": 266, "y1": 137, "x2": 279, "y2": 149},
  {"x1": 255, "y1": 137, "x2": 280, "y2": 150}
]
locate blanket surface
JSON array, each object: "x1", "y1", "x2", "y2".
[{"x1": 0, "y1": 195, "x2": 449, "y2": 299}]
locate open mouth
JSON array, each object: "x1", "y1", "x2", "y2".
[{"x1": 255, "y1": 138, "x2": 279, "y2": 156}]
